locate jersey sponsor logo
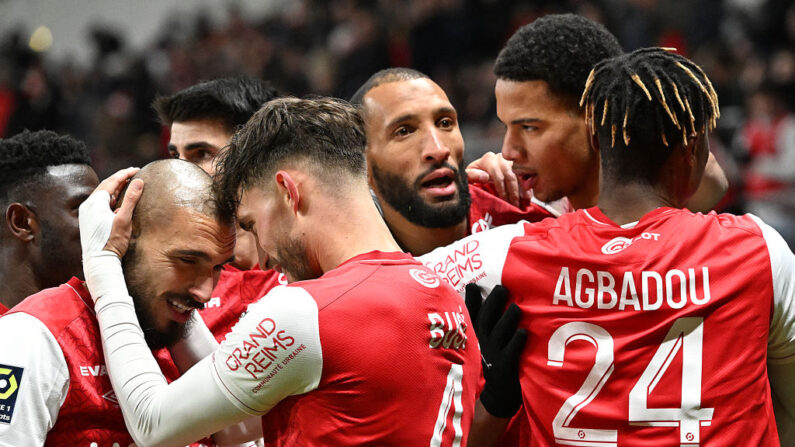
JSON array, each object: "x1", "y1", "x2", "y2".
[
  {"x1": 103, "y1": 389, "x2": 119, "y2": 406},
  {"x1": 471, "y1": 212, "x2": 493, "y2": 234},
  {"x1": 428, "y1": 309, "x2": 468, "y2": 349},
  {"x1": 601, "y1": 233, "x2": 660, "y2": 254},
  {"x1": 552, "y1": 266, "x2": 711, "y2": 311},
  {"x1": 426, "y1": 240, "x2": 483, "y2": 290},
  {"x1": 80, "y1": 364, "x2": 108, "y2": 376},
  {"x1": 410, "y1": 268, "x2": 440, "y2": 288},
  {"x1": 0, "y1": 364, "x2": 23, "y2": 424},
  {"x1": 224, "y1": 317, "x2": 297, "y2": 381},
  {"x1": 205, "y1": 297, "x2": 222, "y2": 308}
]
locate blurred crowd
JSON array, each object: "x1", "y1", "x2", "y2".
[{"x1": 0, "y1": 0, "x2": 793, "y2": 239}]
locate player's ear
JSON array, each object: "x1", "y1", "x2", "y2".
[
  {"x1": 5, "y1": 202, "x2": 37, "y2": 243},
  {"x1": 588, "y1": 124, "x2": 601, "y2": 154},
  {"x1": 275, "y1": 170, "x2": 301, "y2": 215}
]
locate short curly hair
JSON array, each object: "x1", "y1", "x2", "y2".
[
  {"x1": 0, "y1": 129, "x2": 91, "y2": 203},
  {"x1": 153, "y1": 76, "x2": 280, "y2": 132},
  {"x1": 494, "y1": 14, "x2": 623, "y2": 109}
]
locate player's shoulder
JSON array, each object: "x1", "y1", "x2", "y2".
[
  {"x1": 293, "y1": 251, "x2": 457, "y2": 310},
  {"x1": 5, "y1": 279, "x2": 89, "y2": 337}
]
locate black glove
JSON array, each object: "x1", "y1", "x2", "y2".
[{"x1": 465, "y1": 283, "x2": 527, "y2": 418}]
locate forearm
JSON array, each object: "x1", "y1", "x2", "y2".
[{"x1": 86, "y1": 254, "x2": 250, "y2": 446}]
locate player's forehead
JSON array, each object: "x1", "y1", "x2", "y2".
[
  {"x1": 156, "y1": 207, "x2": 236, "y2": 258},
  {"x1": 44, "y1": 163, "x2": 99, "y2": 200},
  {"x1": 364, "y1": 78, "x2": 454, "y2": 126},
  {"x1": 495, "y1": 79, "x2": 570, "y2": 121},
  {"x1": 237, "y1": 186, "x2": 272, "y2": 220},
  {"x1": 169, "y1": 119, "x2": 231, "y2": 148}
]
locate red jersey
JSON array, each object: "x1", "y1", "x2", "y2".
[
  {"x1": 200, "y1": 265, "x2": 285, "y2": 343},
  {"x1": 0, "y1": 278, "x2": 214, "y2": 446},
  {"x1": 421, "y1": 207, "x2": 795, "y2": 446},
  {"x1": 467, "y1": 182, "x2": 556, "y2": 235},
  {"x1": 212, "y1": 251, "x2": 482, "y2": 446},
  {"x1": 0, "y1": 302, "x2": 7, "y2": 315}
]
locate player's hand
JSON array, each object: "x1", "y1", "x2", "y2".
[
  {"x1": 465, "y1": 283, "x2": 527, "y2": 418},
  {"x1": 466, "y1": 152, "x2": 520, "y2": 207},
  {"x1": 79, "y1": 167, "x2": 142, "y2": 259}
]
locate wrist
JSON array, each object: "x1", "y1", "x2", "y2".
[
  {"x1": 83, "y1": 251, "x2": 130, "y2": 306},
  {"x1": 479, "y1": 382, "x2": 522, "y2": 418}
]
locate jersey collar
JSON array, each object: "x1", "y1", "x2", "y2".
[
  {"x1": 65, "y1": 276, "x2": 95, "y2": 312},
  {"x1": 582, "y1": 206, "x2": 679, "y2": 229}
]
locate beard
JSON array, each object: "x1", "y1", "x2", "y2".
[
  {"x1": 122, "y1": 241, "x2": 194, "y2": 350},
  {"x1": 269, "y1": 233, "x2": 315, "y2": 283},
  {"x1": 371, "y1": 159, "x2": 471, "y2": 228}
]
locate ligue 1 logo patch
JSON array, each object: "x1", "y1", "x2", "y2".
[{"x1": 0, "y1": 364, "x2": 23, "y2": 424}]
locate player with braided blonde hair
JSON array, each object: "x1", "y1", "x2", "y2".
[{"x1": 422, "y1": 47, "x2": 795, "y2": 446}]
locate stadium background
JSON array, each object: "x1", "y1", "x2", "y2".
[{"x1": 0, "y1": 0, "x2": 793, "y2": 241}]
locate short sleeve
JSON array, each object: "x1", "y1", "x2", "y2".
[
  {"x1": 0, "y1": 313, "x2": 69, "y2": 446},
  {"x1": 419, "y1": 222, "x2": 527, "y2": 295},
  {"x1": 747, "y1": 215, "x2": 795, "y2": 363},
  {"x1": 210, "y1": 286, "x2": 323, "y2": 415}
]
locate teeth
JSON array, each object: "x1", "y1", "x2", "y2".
[{"x1": 168, "y1": 299, "x2": 191, "y2": 313}]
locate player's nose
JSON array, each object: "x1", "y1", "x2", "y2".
[
  {"x1": 422, "y1": 128, "x2": 452, "y2": 163},
  {"x1": 501, "y1": 129, "x2": 524, "y2": 162},
  {"x1": 189, "y1": 274, "x2": 215, "y2": 304}
]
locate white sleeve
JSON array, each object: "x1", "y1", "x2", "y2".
[
  {"x1": 749, "y1": 215, "x2": 795, "y2": 420},
  {"x1": 87, "y1": 255, "x2": 256, "y2": 447},
  {"x1": 0, "y1": 314, "x2": 68, "y2": 447},
  {"x1": 210, "y1": 285, "x2": 323, "y2": 415},
  {"x1": 418, "y1": 222, "x2": 525, "y2": 296}
]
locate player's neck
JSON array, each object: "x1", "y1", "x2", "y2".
[
  {"x1": 597, "y1": 180, "x2": 677, "y2": 225},
  {"x1": 313, "y1": 193, "x2": 403, "y2": 274},
  {"x1": 567, "y1": 159, "x2": 601, "y2": 210},
  {"x1": 381, "y1": 206, "x2": 467, "y2": 256},
  {"x1": 0, "y1": 253, "x2": 39, "y2": 309}
]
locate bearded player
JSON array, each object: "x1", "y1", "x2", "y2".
[{"x1": 77, "y1": 97, "x2": 481, "y2": 446}]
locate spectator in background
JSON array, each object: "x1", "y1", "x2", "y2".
[{"x1": 737, "y1": 83, "x2": 795, "y2": 245}]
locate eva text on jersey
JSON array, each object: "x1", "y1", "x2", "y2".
[{"x1": 552, "y1": 266, "x2": 711, "y2": 311}]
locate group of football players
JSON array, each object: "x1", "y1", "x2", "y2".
[{"x1": 0, "y1": 13, "x2": 792, "y2": 447}]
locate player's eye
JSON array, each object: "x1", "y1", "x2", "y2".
[
  {"x1": 179, "y1": 257, "x2": 197, "y2": 265},
  {"x1": 393, "y1": 126, "x2": 414, "y2": 138},
  {"x1": 437, "y1": 117, "x2": 455, "y2": 128}
]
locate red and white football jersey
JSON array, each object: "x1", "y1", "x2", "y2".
[
  {"x1": 467, "y1": 182, "x2": 557, "y2": 235},
  {"x1": 199, "y1": 265, "x2": 285, "y2": 343},
  {"x1": 421, "y1": 207, "x2": 795, "y2": 446},
  {"x1": 211, "y1": 251, "x2": 481, "y2": 446},
  {"x1": 0, "y1": 278, "x2": 216, "y2": 447}
]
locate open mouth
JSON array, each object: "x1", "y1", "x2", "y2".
[
  {"x1": 517, "y1": 172, "x2": 537, "y2": 193},
  {"x1": 167, "y1": 298, "x2": 198, "y2": 322},
  {"x1": 420, "y1": 169, "x2": 457, "y2": 197}
]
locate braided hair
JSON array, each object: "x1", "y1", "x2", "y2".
[{"x1": 580, "y1": 48, "x2": 719, "y2": 182}]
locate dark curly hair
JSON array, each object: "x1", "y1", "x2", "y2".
[
  {"x1": 580, "y1": 47, "x2": 719, "y2": 183},
  {"x1": 494, "y1": 14, "x2": 623, "y2": 109},
  {"x1": 0, "y1": 129, "x2": 91, "y2": 202},
  {"x1": 213, "y1": 97, "x2": 367, "y2": 219},
  {"x1": 153, "y1": 76, "x2": 280, "y2": 132}
]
